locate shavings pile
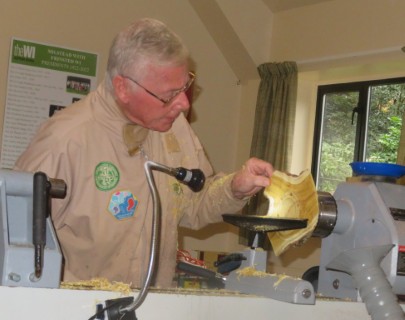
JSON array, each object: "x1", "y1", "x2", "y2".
[
  {"x1": 235, "y1": 266, "x2": 300, "y2": 288},
  {"x1": 60, "y1": 277, "x2": 132, "y2": 295},
  {"x1": 236, "y1": 266, "x2": 270, "y2": 278}
]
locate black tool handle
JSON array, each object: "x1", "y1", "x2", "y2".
[
  {"x1": 214, "y1": 253, "x2": 246, "y2": 274},
  {"x1": 177, "y1": 261, "x2": 224, "y2": 280},
  {"x1": 33, "y1": 172, "x2": 48, "y2": 278},
  {"x1": 175, "y1": 167, "x2": 205, "y2": 192},
  {"x1": 214, "y1": 253, "x2": 246, "y2": 267},
  {"x1": 32, "y1": 172, "x2": 67, "y2": 279}
]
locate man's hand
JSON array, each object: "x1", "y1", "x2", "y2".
[{"x1": 231, "y1": 157, "x2": 274, "y2": 200}]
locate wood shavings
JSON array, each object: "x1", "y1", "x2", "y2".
[
  {"x1": 149, "y1": 287, "x2": 249, "y2": 297},
  {"x1": 235, "y1": 267, "x2": 300, "y2": 288},
  {"x1": 60, "y1": 277, "x2": 132, "y2": 295},
  {"x1": 316, "y1": 293, "x2": 354, "y2": 302},
  {"x1": 273, "y1": 274, "x2": 291, "y2": 287},
  {"x1": 208, "y1": 176, "x2": 228, "y2": 196},
  {"x1": 61, "y1": 278, "x2": 245, "y2": 297},
  {"x1": 236, "y1": 266, "x2": 270, "y2": 278}
]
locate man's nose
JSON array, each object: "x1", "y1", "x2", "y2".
[{"x1": 172, "y1": 92, "x2": 190, "y2": 112}]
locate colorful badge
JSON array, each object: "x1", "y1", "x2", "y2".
[
  {"x1": 108, "y1": 190, "x2": 138, "y2": 220},
  {"x1": 94, "y1": 161, "x2": 120, "y2": 191}
]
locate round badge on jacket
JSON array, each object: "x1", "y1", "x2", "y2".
[
  {"x1": 94, "y1": 161, "x2": 120, "y2": 191},
  {"x1": 108, "y1": 190, "x2": 138, "y2": 220}
]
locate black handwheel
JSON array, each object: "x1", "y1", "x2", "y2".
[{"x1": 302, "y1": 266, "x2": 319, "y2": 293}]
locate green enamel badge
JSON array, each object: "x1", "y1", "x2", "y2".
[{"x1": 94, "y1": 162, "x2": 120, "y2": 191}]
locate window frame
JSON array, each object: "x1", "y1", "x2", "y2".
[{"x1": 311, "y1": 76, "x2": 405, "y2": 188}]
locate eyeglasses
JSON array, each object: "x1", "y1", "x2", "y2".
[{"x1": 122, "y1": 71, "x2": 195, "y2": 105}]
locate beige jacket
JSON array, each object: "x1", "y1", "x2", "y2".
[{"x1": 15, "y1": 82, "x2": 246, "y2": 288}]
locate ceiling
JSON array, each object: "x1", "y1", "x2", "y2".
[{"x1": 262, "y1": 0, "x2": 335, "y2": 12}]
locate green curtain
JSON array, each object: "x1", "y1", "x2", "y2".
[{"x1": 240, "y1": 61, "x2": 298, "y2": 246}]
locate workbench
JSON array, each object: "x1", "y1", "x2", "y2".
[{"x1": 2, "y1": 285, "x2": 403, "y2": 319}]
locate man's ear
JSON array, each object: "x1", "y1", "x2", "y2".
[{"x1": 112, "y1": 75, "x2": 130, "y2": 104}]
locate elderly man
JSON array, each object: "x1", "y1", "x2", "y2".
[{"x1": 15, "y1": 18, "x2": 273, "y2": 288}]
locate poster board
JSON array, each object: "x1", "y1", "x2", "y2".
[{"x1": 0, "y1": 38, "x2": 98, "y2": 168}]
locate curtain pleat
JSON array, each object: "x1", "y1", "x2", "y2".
[{"x1": 240, "y1": 62, "x2": 298, "y2": 246}]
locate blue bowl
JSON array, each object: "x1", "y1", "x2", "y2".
[{"x1": 350, "y1": 162, "x2": 405, "y2": 178}]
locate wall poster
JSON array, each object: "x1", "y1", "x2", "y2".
[{"x1": 0, "y1": 38, "x2": 98, "y2": 168}]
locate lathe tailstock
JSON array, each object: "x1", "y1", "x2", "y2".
[{"x1": 0, "y1": 170, "x2": 66, "y2": 288}]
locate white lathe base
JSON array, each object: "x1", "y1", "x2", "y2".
[{"x1": 1, "y1": 285, "x2": 404, "y2": 319}]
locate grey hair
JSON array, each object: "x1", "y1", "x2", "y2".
[{"x1": 105, "y1": 18, "x2": 190, "y2": 93}]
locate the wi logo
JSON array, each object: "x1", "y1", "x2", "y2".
[{"x1": 13, "y1": 43, "x2": 36, "y2": 60}]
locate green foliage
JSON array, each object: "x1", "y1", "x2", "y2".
[
  {"x1": 318, "y1": 141, "x2": 354, "y2": 192},
  {"x1": 368, "y1": 116, "x2": 402, "y2": 163}
]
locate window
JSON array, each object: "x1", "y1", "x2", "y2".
[{"x1": 311, "y1": 77, "x2": 405, "y2": 193}]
